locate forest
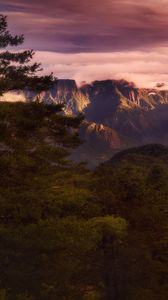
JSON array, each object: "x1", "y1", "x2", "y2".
[{"x1": 0, "y1": 14, "x2": 167, "y2": 300}]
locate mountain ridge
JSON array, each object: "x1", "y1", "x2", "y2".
[{"x1": 1, "y1": 79, "x2": 168, "y2": 166}]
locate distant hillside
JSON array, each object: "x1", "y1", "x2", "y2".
[{"x1": 106, "y1": 144, "x2": 168, "y2": 166}]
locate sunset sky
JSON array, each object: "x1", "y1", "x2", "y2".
[{"x1": 1, "y1": 0, "x2": 168, "y2": 87}]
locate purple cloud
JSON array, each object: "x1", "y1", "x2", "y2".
[{"x1": 0, "y1": 0, "x2": 168, "y2": 52}]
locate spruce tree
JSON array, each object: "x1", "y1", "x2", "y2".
[{"x1": 0, "y1": 14, "x2": 54, "y2": 95}]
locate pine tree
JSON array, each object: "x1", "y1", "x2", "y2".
[{"x1": 0, "y1": 14, "x2": 54, "y2": 95}]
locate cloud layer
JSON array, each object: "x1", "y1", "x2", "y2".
[
  {"x1": 1, "y1": 0, "x2": 168, "y2": 87},
  {"x1": 34, "y1": 48, "x2": 168, "y2": 88}
]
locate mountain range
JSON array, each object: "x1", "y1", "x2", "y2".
[{"x1": 1, "y1": 79, "x2": 168, "y2": 166}]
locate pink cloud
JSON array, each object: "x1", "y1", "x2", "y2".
[
  {"x1": 34, "y1": 48, "x2": 168, "y2": 88},
  {"x1": 1, "y1": 0, "x2": 168, "y2": 89}
]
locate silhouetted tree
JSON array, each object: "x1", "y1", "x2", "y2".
[{"x1": 0, "y1": 14, "x2": 54, "y2": 95}]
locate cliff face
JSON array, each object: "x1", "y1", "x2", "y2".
[
  {"x1": 69, "y1": 80, "x2": 168, "y2": 165},
  {"x1": 1, "y1": 79, "x2": 168, "y2": 165}
]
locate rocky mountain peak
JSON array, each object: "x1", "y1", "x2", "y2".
[{"x1": 1, "y1": 79, "x2": 168, "y2": 166}]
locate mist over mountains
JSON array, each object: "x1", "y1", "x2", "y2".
[{"x1": 1, "y1": 79, "x2": 168, "y2": 166}]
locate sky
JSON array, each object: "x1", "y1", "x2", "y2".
[{"x1": 1, "y1": 0, "x2": 168, "y2": 87}]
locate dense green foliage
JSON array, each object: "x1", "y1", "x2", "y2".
[
  {"x1": 95, "y1": 147, "x2": 168, "y2": 300},
  {"x1": 0, "y1": 101, "x2": 85, "y2": 300},
  {"x1": 0, "y1": 103, "x2": 167, "y2": 300}
]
